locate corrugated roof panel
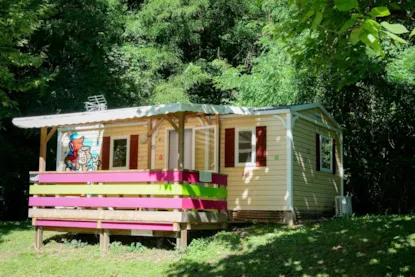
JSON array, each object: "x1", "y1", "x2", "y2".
[{"x1": 12, "y1": 103, "x2": 264, "y2": 129}]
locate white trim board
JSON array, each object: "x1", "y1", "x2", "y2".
[
  {"x1": 340, "y1": 133, "x2": 344, "y2": 196},
  {"x1": 286, "y1": 112, "x2": 293, "y2": 211},
  {"x1": 292, "y1": 111, "x2": 341, "y2": 133},
  {"x1": 56, "y1": 130, "x2": 63, "y2": 171}
]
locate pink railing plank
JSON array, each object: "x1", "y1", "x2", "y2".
[
  {"x1": 101, "y1": 222, "x2": 173, "y2": 231},
  {"x1": 183, "y1": 171, "x2": 228, "y2": 186},
  {"x1": 33, "y1": 170, "x2": 227, "y2": 185},
  {"x1": 35, "y1": 220, "x2": 174, "y2": 231},
  {"x1": 182, "y1": 199, "x2": 227, "y2": 210},
  {"x1": 29, "y1": 197, "x2": 227, "y2": 210},
  {"x1": 38, "y1": 171, "x2": 184, "y2": 183},
  {"x1": 35, "y1": 220, "x2": 96, "y2": 229}
]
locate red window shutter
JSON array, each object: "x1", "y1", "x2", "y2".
[
  {"x1": 332, "y1": 139, "x2": 336, "y2": 174},
  {"x1": 256, "y1": 126, "x2": 267, "y2": 167},
  {"x1": 101, "y1": 136, "x2": 110, "y2": 170},
  {"x1": 316, "y1": 134, "x2": 320, "y2": 172},
  {"x1": 129, "y1": 134, "x2": 139, "y2": 169},
  {"x1": 225, "y1": 128, "x2": 235, "y2": 167}
]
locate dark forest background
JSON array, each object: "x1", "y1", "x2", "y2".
[{"x1": 1, "y1": 0, "x2": 415, "y2": 220}]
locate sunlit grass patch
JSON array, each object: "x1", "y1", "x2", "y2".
[{"x1": 0, "y1": 215, "x2": 414, "y2": 276}]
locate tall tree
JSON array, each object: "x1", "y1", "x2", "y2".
[{"x1": 0, "y1": 0, "x2": 51, "y2": 121}]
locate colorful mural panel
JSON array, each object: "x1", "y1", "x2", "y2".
[{"x1": 58, "y1": 129, "x2": 103, "y2": 171}]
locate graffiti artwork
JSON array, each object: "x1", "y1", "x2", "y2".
[{"x1": 64, "y1": 133, "x2": 101, "y2": 171}]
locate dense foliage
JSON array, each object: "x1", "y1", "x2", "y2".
[{"x1": 0, "y1": 0, "x2": 414, "y2": 219}]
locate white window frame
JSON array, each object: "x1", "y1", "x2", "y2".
[
  {"x1": 319, "y1": 134, "x2": 333, "y2": 173},
  {"x1": 110, "y1": 136, "x2": 130, "y2": 170},
  {"x1": 192, "y1": 125, "x2": 218, "y2": 172},
  {"x1": 164, "y1": 126, "x2": 195, "y2": 170},
  {"x1": 235, "y1": 127, "x2": 256, "y2": 167}
]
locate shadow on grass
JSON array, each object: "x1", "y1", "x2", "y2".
[
  {"x1": 167, "y1": 215, "x2": 415, "y2": 277},
  {"x1": 44, "y1": 229, "x2": 230, "y2": 251},
  {"x1": 44, "y1": 232, "x2": 176, "y2": 249},
  {"x1": 0, "y1": 221, "x2": 32, "y2": 245}
]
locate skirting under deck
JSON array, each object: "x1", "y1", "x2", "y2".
[
  {"x1": 29, "y1": 209, "x2": 228, "y2": 223},
  {"x1": 35, "y1": 219, "x2": 174, "y2": 231}
]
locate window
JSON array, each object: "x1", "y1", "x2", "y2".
[
  {"x1": 320, "y1": 135, "x2": 332, "y2": 172},
  {"x1": 235, "y1": 127, "x2": 256, "y2": 166},
  {"x1": 110, "y1": 137, "x2": 129, "y2": 169}
]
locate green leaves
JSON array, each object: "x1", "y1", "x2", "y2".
[
  {"x1": 368, "y1": 7, "x2": 390, "y2": 18},
  {"x1": 334, "y1": 0, "x2": 358, "y2": 11},
  {"x1": 312, "y1": 11, "x2": 323, "y2": 29},
  {"x1": 300, "y1": 9, "x2": 314, "y2": 23},
  {"x1": 380, "y1": 22, "x2": 409, "y2": 34},
  {"x1": 339, "y1": 19, "x2": 356, "y2": 34},
  {"x1": 410, "y1": 28, "x2": 415, "y2": 38},
  {"x1": 383, "y1": 31, "x2": 407, "y2": 44},
  {"x1": 359, "y1": 30, "x2": 383, "y2": 55},
  {"x1": 350, "y1": 27, "x2": 361, "y2": 45},
  {"x1": 362, "y1": 19, "x2": 381, "y2": 35}
]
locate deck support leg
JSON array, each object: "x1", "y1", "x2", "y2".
[
  {"x1": 100, "y1": 229, "x2": 110, "y2": 252},
  {"x1": 156, "y1": 237, "x2": 164, "y2": 248},
  {"x1": 34, "y1": 226, "x2": 43, "y2": 250},
  {"x1": 176, "y1": 224, "x2": 188, "y2": 251},
  {"x1": 283, "y1": 211, "x2": 296, "y2": 226}
]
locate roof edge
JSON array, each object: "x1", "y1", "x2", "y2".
[{"x1": 289, "y1": 103, "x2": 341, "y2": 129}]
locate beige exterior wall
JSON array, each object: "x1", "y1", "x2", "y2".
[
  {"x1": 57, "y1": 107, "x2": 342, "y2": 216},
  {"x1": 220, "y1": 115, "x2": 287, "y2": 211},
  {"x1": 292, "y1": 109, "x2": 342, "y2": 213},
  {"x1": 102, "y1": 124, "x2": 147, "y2": 169},
  {"x1": 60, "y1": 111, "x2": 354, "y2": 215}
]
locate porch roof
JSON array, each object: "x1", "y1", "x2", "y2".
[{"x1": 12, "y1": 102, "x2": 291, "y2": 129}]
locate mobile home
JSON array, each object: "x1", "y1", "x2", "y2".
[{"x1": 12, "y1": 102, "x2": 343, "y2": 250}]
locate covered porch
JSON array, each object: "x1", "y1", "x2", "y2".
[{"x1": 12, "y1": 103, "x2": 241, "y2": 251}]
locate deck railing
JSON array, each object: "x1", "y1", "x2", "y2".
[{"x1": 28, "y1": 169, "x2": 228, "y2": 250}]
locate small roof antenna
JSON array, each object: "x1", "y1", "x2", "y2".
[{"x1": 84, "y1": 95, "x2": 107, "y2": 112}]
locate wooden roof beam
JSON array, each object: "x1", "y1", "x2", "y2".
[{"x1": 198, "y1": 113, "x2": 213, "y2": 125}]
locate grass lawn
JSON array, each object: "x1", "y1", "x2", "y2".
[{"x1": 0, "y1": 215, "x2": 414, "y2": 277}]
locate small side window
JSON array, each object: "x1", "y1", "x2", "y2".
[
  {"x1": 320, "y1": 135, "x2": 332, "y2": 172},
  {"x1": 235, "y1": 127, "x2": 256, "y2": 166},
  {"x1": 110, "y1": 137, "x2": 129, "y2": 169}
]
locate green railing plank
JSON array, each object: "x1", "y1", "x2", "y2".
[{"x1": 29, "y1": 184, "x2": 227, "y2": 198}]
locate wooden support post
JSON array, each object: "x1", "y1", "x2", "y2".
[
  {"x1": 39, "y1": 127, "x2": 47, "y2": 171},
  {"x1": 35, "y1": 128, "x2": 47, "y2": 250},
  {"x1": 215, "y1": 114, "x2": 220, "y2": 173},
  {"x1": 34, "y1": 226, "x2": 43, "y2": 250},
  {"x1": 100, "y1": 229, "x2": 110, "y2": 252},
  {"x1": 177, "y1": 113, "x2": 185, "y2": 170},
  {"x1": 147, "y1": 119, "x2": 152, "y2": 170},
  {"x1": 176, "y1": 224, "x2": 188, "y2": 251}
]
